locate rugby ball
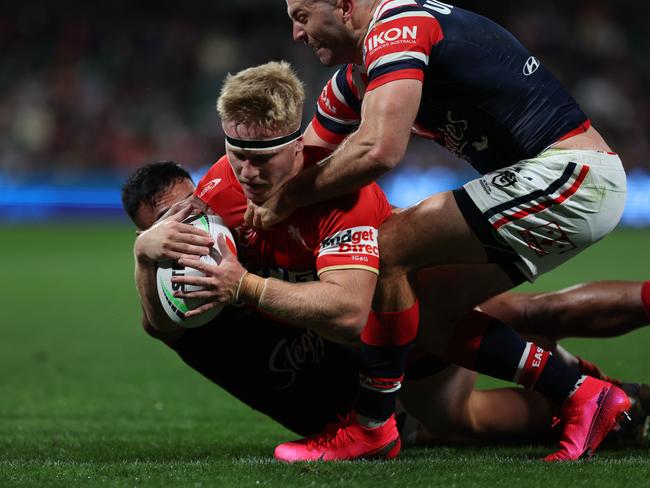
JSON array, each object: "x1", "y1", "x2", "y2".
[{"x1": 156, "y1": 214, "x2": 237, "y2": 328}]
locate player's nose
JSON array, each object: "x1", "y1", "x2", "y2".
[
  {"x1": 292, "y1": 22, "x2": 307, "y2": 43},
  {"x1": 239, "y1": 160, "x2": 259, "y2": 179}
]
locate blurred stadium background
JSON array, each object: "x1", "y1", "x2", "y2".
[{"x1": 0, "y1": 0, "x2": 649, "y2": 223}]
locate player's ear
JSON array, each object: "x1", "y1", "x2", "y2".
[
  {"x1": 339, "y1": 0, "x2": 354, "y2": 22},
  {"x1": 295, "y1": 136, "x2": 305, "y2": 153}
]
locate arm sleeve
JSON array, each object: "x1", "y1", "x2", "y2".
[
  {"x1": 364, "y1": 4, "x2": 443, "y2": 91},
  {"x1": 312, "y1": 186, "x2": 390, "y2": 276},
  {"x1": 310, "y1": 65, "x2": 363, "y2": 145}
]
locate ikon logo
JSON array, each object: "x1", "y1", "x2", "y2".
[
  {"x1": 366, "y1": 26, "x2": 418, "y2": 51},
  {"x1": 523, "y1": 56, "x2": 540, "y2": 76}
]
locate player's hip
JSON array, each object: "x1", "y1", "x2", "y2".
[{"x1": 456, "y1": 149, "x2": 626, "y2": 281}]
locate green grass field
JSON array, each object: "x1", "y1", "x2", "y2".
[{"x1": 1, "y1": 224, "x2": 648, "y2": 487}]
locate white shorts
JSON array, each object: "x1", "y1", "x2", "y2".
[{"x1": 456, "y1": 149, "x2": 627, "y2": 282}]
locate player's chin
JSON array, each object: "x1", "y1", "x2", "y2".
[
  {"x1": 315, "y1": 48, "x2": 336, "y2": 66},
  {"x1": 245, "y1": 192, "x2": 268, "y2": 206}
]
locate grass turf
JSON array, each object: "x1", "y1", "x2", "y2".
[{"x1": 1, "y1": 224, "x2": 648, "y2": 487}]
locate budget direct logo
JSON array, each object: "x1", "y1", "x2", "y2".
[{"x1": 320, "y1": 226, "x2": 379, "y2": 256}]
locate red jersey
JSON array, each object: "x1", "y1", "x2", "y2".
[{"x1": 194, "y1": 147, "x2": 393, "y2": 282}]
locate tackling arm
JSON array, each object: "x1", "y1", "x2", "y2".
[
  {"x1": 289, "y1": 79, "x2": 420, "y2": 202},
  {"x1": 249, "y1": 79, "x2": 421, "y2": 228}
]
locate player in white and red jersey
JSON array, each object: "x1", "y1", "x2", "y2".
[{"x1": 244, "y1": 1, "x2": 631, "y2": 462}]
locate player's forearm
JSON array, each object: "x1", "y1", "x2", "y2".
[
  {"x1": 134, "y1": 255, "x2": 182, "y2": 334},
  {"x1": 285, "y1": 130, "x2": 396, "y2": 209},
  {"x1": 237, "y1": 274, "x2": 367, "y2": 343}
]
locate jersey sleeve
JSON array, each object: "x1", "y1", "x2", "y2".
[
  {"x1": 310, "y1": 65, "x2": 363, "y2": 145},
  {"x1": 195, "y1": 157, "x2": 227, "y2": 203},
  {"x1": 363, "y1": 0, "x2": 443, "y2": 91},
  {"x1": 312, "y1": 184, "x2": 391, "y2": 276},
  {"x1": 194, "y1": 156, "x2": 247, "y2": 229}
]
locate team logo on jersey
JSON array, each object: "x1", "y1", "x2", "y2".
[
  {"x1": 320, "y1": 226, "x2": 379, "y2": 257},
  {"x1": 491, "y1": 169, "x2": 519, "y2": 188},
  {"x1": 523, "y1": 56, "x2": 540, "y2": 76},
  {"x1": 268, "y1": 329, "x2": 325, "y2": 390},
  {"x1": 519, "y1": 221, "x2": 577, "y2": 257},
  {"x1": 198, "y1": 178, "x2": 222, "y2": 198},
  {"x1": 366, "y1": 26, "x2": 418, "y2": 52}
]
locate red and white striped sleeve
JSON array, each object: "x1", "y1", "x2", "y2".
[
  {"x1": 363, "y1": 0, "x2": 443, "y2": 91},
  {"x1": 310, "y1": 65, "x2": 363, "y2": 145}
]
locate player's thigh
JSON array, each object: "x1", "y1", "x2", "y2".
[
  {"x1": 379, "y1": 191, "x2": 488, "y2": 275},
  {"x1": 413, "y1": 263, "x2": 518, "y2": 354},
  {"x1": 400, "y1": 365, "x2": 478, "y2": 438}
]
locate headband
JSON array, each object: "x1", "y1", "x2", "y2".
[{"x1": 225, "y1": 128, "x2": 302, "y2": 152}]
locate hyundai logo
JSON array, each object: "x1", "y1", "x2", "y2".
[{"x1": 523, "y1": 56, "x2": 540, "y2": 76}]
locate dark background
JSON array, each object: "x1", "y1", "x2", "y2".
[{"x1": 1, "y1": 0, "x2": 648, "y2": 182}]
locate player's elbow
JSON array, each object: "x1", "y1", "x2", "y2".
[
  {"x1": 333, "y1": 307, "x2": 369, "y2": 340},
  {"x1": 365, "y1": 141, "x2": 404, "y2": 175}
]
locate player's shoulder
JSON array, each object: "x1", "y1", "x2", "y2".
[{"x1": 195, "y1": 155, "x2": 239, "y2": 201}]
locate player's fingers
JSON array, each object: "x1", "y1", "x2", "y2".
[
  {"x1": 244, "y1": 203, "x2": 255, "y2": 227},
  {"x1": 253, "y1": 210, "x2": 264, "y2": 229},
  {"x1": 183, "y1": 302, "x2": 219, "y2": 317},
  {"x1": 168, "y1": 204, "x2": 194, "y2": 222},
  {"x1": 216, "y1": 233, "x2": 234, "y2": 258},
  {"x1": 171, "y1": 272, "x2": 213, "y2": 285},
  {"x1": 173, "y1": 228, "x2": 214, "y2": 245},
  {"x1": 169, "y1": 243, "x2": 211, "y2": 256},
  {"x1": 177, "y1": 257, "x2": 208, "y2": 272},
  {"x1": 172, "y1": 289, "x2": 217, "y2": 299}
]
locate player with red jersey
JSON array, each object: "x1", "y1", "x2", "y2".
[
  {"x1": 126, "y1": 159, "x2": 650, "y2": 451},
  {"x1": 244, "y1": 0, "x2": 630, "y2": 462},
  {"x1": 135, "y1": 61, "x2": 417, "y2": 460}
]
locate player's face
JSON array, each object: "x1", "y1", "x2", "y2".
[
  {"x1": 134, "y1": 178, "x2": 196, "y2": 230},
  {"x1": 287, "y1": 0, "x2": 359, "y2": 66},
  {"x1": 223, "y1": 121, "x2": 304, "y2": 204}
]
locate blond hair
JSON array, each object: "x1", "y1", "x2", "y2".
[{"x1": 217, "y1": 61, "x2": 304, "y2": 133}]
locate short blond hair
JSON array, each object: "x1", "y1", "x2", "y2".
[{"x1": 217, "y1": 61, "x2": 304, "y2": 134}]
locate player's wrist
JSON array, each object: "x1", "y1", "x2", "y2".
[
  {"x1": 235, "y1": 272, "x2": 268, "y2": 306},
  {"x1": 134, "y1": 241, "x2": 155, "y2": 265}
]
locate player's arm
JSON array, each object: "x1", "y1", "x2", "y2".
[
  {"x1": 303, "y1": 121, "x2": 340, "y2": 151},
  {"x1": 133, "y1": 206, "x2": 213, "y2": 334},
  {"x1": 247, "y1": 268, "x2": 376, "y2": 344},
  {"x1": 171, "y1": 235, "x2": 376, "y2": 344},
  {"x1": 248, "y1": 80, "x2": 421, "y2": 228}
]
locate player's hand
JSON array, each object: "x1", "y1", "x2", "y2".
[
  {"x1": 171, "y1": 234, "x2": 247, "y2": 310},
  {"x1": 244, "y1": 191, "x2": 295, "y2": 229},
  {"x1": 158, "y1": 195, "x2": 210, "y2": 223},
  {"x1": 134, "y1": 205, "x2": 214, "y2": 263}
]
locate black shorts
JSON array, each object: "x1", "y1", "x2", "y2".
[
  {"x1": 169, "y1": 306, "x2": 361, "y2": 436},
  {"x1": 167, "y1": 306, "x2": 451, "y2": 436}
]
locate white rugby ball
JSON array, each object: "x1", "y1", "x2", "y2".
[{"x1": 156, "y1": 214, "x2": 237, "y2": 328}]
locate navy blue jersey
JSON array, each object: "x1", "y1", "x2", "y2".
[{"x1": 311, "y1": 0, "x2": 588, "y2": 174}]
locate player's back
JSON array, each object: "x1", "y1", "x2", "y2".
[{"x1": 364, "y1": 1, "x2": 588, "y2": 172}]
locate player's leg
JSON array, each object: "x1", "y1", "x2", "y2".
[
  {"x1": 399, "y1": 365, "x2": 555, "y2": 445},
  {"x1": 481, "y1": 281, "x2": 650, "y2": 341},
  {"x1": 168, "y1": 307, "x2": 362, "y2": 437}
]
